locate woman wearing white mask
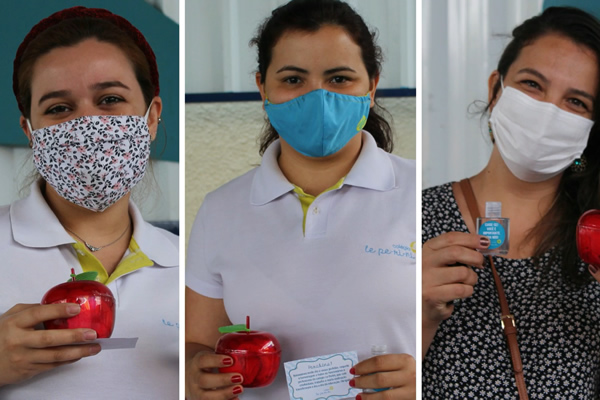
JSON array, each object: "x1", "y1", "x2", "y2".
[
  {"x1": 0, "y1": 7, "x2": 178, "y2": 399},
  {"x1": 185, "y1": 0, "x2": 416, "y2": 399},
  {"x1": 422, "y1": 7, "x2": 600, "y2": 399}
]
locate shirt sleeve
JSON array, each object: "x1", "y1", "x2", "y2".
[{"x1": 186, "y1": 195, "x2": 224, "y2": 299}]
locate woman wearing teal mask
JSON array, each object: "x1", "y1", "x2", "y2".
[
  {"x1": 186, "y1": 0, "x2": 416, "y2": 399},
  {"x1": 422, "y1": 7, "x2": 600, "y2": 399}
]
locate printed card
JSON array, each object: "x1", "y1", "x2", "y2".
[{"x1": 285, "y1": 351, "x2": 360, "y2": 400}]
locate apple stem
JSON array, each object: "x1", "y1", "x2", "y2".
[
  {"x1": 70, "y1": 268, "x2": 76, "y2": 282},
  {"x1": 246, "y1": 316, "x2": 250, "y2": 330}
]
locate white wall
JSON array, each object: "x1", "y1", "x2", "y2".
[
  {"x1": 423, "y1": 0, "x2": 543, "y2": 188},
  {"x1": 185, "y1": 0, "x2": 416, "y2": 93}
]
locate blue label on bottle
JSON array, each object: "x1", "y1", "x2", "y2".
[{"x1": 478, "y1": 221, "x2": 505, "y2": 249}]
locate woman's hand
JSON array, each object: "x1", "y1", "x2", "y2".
[
  {"x1": 185, "y1": 349, "x2": 244, "y2": 400},
  {"x1": 422, "y1": 232, "x2": 488, "y2": 357},
  {"x1": 350, "y1": 353, "x2": 415, "y2": 399},
  {"x1": 0, "y1": 303, "x2": 101, "y2": 386}
]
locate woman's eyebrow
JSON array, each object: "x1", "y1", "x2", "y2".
[
  {"x1": 276, "y1": 65, "x2": 308, "y2": 74},
  {"x1": 516, "y1": 67, "x2": 548, "y2": 84},
  {"x1": 90, "y1": 81, "x2": 131, "y2": 91},
  {"x1": 38, "y1": 90, "x2": 70, "y2": 106},
  {"x1": 324, "y1": 66, "x2": 356, "y2": 74}
]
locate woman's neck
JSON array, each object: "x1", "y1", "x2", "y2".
[
  {"x1": 471, "y1": 147, "x2": 560, "y2": 214},
  {"x1": 43, "y1": 182, "x2": 133, "y2": 276},
  {"x1": 277, "y1": 133, "x2": 363, "y2": 196},
  {"x1": 468, "y1": 147, "x2": 561, "y2": 258}
]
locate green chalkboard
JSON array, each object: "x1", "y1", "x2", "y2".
[{"x1": 1, "y1": 0, "x2": 179, "y2": 162}]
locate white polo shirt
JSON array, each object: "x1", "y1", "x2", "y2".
[
  {"x1": 0, "y1": 181, "x2": 179, "y2": 400},
  {"x1": 187, "y1": 132, "x2": 416, "y2": 399}
]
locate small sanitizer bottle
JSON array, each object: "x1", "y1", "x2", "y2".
[
  {"x1": 363, "y1": 345, "x2": 390, "y2": 393},
  {"x1": 476, "y1": 202, "x2": 510, "y2": 255}
]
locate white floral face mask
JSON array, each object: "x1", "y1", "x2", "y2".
[{"x1": 28, "y1": 108, "x2": 152, "y2": 212}]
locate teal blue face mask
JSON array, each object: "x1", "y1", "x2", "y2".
[{"x1": 264, "y1": 89, "x2": 371, "y2": 157}]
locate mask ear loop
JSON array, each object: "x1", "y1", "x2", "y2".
[
  {"x1": 144, "y1": 100, "x2": 153, "y2": 123},
  {"x1": 26, "y1": 119, "x2": 34, "y2": 147}
]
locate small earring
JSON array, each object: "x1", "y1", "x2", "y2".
[
  {"x1": 571, "y1": 155, "x2": 587, "y2": 173},
  {"x1": 158, "y1": 117, "x2": 163, "y2": 124},
  {"x1": 488, "y1": 121, "x2": 495, "y2": 144}
]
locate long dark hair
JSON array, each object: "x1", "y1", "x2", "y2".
[
  {"x1": 250, "y1": 0, "x2": 393, "y2": 155},
  {"x1": 488, "y1": 7, "x2": 600, "y2": 285}
]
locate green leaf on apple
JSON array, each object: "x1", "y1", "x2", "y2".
[
  {"x1": 218, "y1": 324, "x2": 251, "y2": 333},
  {"x1": 67, "y1": 271, "x2": 99, "y2": 282}
]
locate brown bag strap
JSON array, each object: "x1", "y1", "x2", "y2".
[{"x1": 459, "y1": 179, "x2": 529, "y2": 400}]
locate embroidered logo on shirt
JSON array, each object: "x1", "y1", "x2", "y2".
[{"x1": 364, "y1": 243, "x2": 416, "y2": 260}]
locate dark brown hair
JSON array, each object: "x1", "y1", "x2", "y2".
[
  {"x1": 16, "y1": 17, "x2": 155, "y2": 118},
  {"x1": 250, "y1": 0, "x2": 393, "y2": 155},
  {"x1": 489, "y1": 7, "x2": 600, "y2": 285}
]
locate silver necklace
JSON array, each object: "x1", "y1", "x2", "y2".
[{"x1": 65, "y1": 221, "x2": 131, "y2": 252}]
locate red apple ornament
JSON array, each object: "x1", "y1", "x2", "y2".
[
  {"x1": 577, "y1": 209, "x2": 600, "y2": 269},
  {"x1": 215, "y1": 316, "x2": 281, "y2": 388},
  {"x1": 41, "y1": 269, "x2": 116, "y2": 338}
]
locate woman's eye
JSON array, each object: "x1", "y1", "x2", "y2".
[
  {"x1": 568, "y1": 98, "x2": 589, "y2": 110},
  {"x1": 330, "y1": 76, "x2": 349, "y2": 84},
  {"x1": 522, "y1": 80, "x2": 541, "y2": 90},
  {"x1": 45, "y1": 105, "x2": 71, "y2": 114},
  {"x1": 100, "y1": 96, "x2": 123, "y2": 105},
  {"x1": 283, "y1": 76, "x2": 301, "y2": 85}
]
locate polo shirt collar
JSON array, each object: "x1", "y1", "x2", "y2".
[
  {"x1": 129, "y1": 202, "x2": 178, "y2": 267},
  {"x1": 250, "y1": 132, "x2": 397, "y2": 206},
  {"x1": 344, "y1": 131, "x2": 398, "y2": 191},
  {"x1": 250, "y1": 140, "x2": 294, "y2": 206},
  {"x1": 11, "y1": 180, "x2": 177, "y2": 267}
]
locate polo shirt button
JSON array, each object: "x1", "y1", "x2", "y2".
[{"x1": 312, "y1": 207, "x2": 319, "y2": 215}]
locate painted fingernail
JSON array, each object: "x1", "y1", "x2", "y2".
[
  {"x1": 233, "y1": 386, "x2": 243, "y2": 395},
  {"x1": 67, "y1": 304, "x2": 80, "y2": 315},
  {"x1": 83, "y1": 330, "x2": 97, "y2": 340},
  {"x1": 590, "y1": 264, "x2": 598, "y2": 274},
  {"x1": 480, "y1": 236, "x2": 490, "y2": 247},
  {"x1": 356, "y1": 394, "x2": 362, "y2": 400},
  {"x1": 223, "y1": 357, "x2": 233, "y2": 366},
  {"x1": 349, "y1": 367, "x2": 355, "y2": 375},
  {"x1": 231, "y1": 375, "x2": 243, "y2": 384},
  {"x1": 349, "y1": 379, "x2": 355, "y2": 387},
  {"x1": 89, "y1": 345, "x2": 101, "y2": 355}
]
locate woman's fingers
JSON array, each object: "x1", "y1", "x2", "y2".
[
  {"x1": 426, "y1": 231, "x2": 490, "y2": 252},
  {"x1": 424, "y1": 232, "x2": 487, "y2": 269},
  {"x1": 11, "y1": 303, "x2": 81, "y2": 329},
  {"x1": 424, "y1": 265, "x2": 478, "y2": 287},
  {"x1": 23, "y1": 328, "x2": 97, "y2": 349},
  {"x1": 351, "y1": 354, "x2": 415, "y2": 399},
  {"x1": 186, "y1": 352, "x2": 244, "y2": 400},
  {"x1": 28, "y1": 344, "x2": 101, "y2": 364}
]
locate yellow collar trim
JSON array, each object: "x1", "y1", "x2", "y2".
[
  {"x1": 72, "y1": 237, "x2": 154, "y2": 285},
  {"x1": 292, "y1": 177, "x2": 345, "y2": 234}
]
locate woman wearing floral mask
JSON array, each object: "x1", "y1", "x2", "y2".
[
  {"x1": 422, "y1": 7, "x2": 600, "y2": 399},
  {"x1": 185, "y1": 0, "x2": 416, "y2": 399},
  {"x1": 0, "y1": 7, "x2": 178, "y2": 398}
]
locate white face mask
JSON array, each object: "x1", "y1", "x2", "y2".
[
  {"x1": 28, "y1": 106, "x2": 152, "y2": 212},
  {"x1": 489, "y1": 82, "x2": 594, "y2": 182}
]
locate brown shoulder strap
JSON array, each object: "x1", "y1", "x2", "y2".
[{"x1": 459, "y1": 179, "x2": 529, "y2": 400}]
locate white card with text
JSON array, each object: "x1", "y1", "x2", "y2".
[{"x1": 284, "y1": 351, "x2": 360, "y2": 400}]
